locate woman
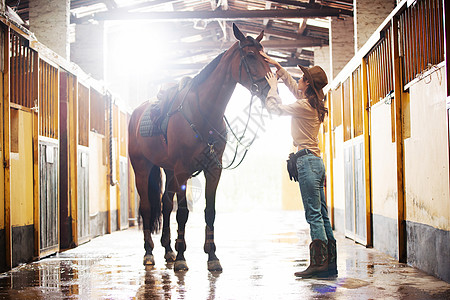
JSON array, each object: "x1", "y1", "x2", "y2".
[{"x1": 260, "y1": 51, "x2": 337, "y2": 278}]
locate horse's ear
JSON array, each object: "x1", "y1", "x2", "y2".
[
  {"x1": 233, "y1": 23, "x2": 246, "y2": 42},
  {"x1": 256, "y1": 30, "x2": 264, "y2": 42}
]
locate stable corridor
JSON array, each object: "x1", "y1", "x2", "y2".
[{"x1": 0, "y1": 210, "x2": 448, "y2": 299}]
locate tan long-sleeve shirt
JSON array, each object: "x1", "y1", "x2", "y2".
[{"x1": 265, "y1": 68, "x2": 321, "y2": 157}]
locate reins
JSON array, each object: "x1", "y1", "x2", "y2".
[{"x1": 219, "y1": 42, "x2": 267, "y2": 169}]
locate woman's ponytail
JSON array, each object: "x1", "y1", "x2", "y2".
[{"x1": 305, "y1": 86, "x2": 328, "y2": 123}]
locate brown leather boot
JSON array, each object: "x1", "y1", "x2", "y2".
[
  {"x1": 327, "y1": 239, "x2": 338, "y2": 276},
  {"x1": 295, "y1": 239, "x2": 328, "y2": 278}
]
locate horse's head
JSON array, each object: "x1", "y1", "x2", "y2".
[{"x1": 232, "y1": 24, "x2": 271, "y2": 102}]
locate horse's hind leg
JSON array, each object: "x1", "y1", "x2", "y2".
[
  {"x1": 135, "y1": 171, "x2": 155, "y2": 265},
  {"x1": 174, "y1": 176, "x2": 190, "y2": 271},
  {"x1": 135, "y1": 163, "x2": 162, "y2": 266},
  {"x1": 161, "y1": 169, "x2": 176, "y2": 263},
  {"x1": 204, "y1": 168, "x2": 223, "y2": 272}
]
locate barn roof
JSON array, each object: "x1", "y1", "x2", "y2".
[{"x1": 5, "y1": 0, "x2": 353, "y2": 81}]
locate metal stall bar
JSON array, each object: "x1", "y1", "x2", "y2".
[{"x1": 401, "y1": 0, "x2": 445, "y2": 86}]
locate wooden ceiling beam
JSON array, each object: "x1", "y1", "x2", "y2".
[
  {"x1": 114, "y1": 0, "x2": 177, "y2": 12},
  {"x1": 73, "y1": 7, "x2": 352, "y2": 23},
  {"x1": 237, "y1": 24, "x2": 309, "y2": 40},
  {"x1": 268, "y1": 0, "x2": 311, "y2": 8},
  {"x1": 270, "y1": 0, "x2": 353, "y2": 11},
  {"x1": 170, "y1": 38, "x2": 327, "y2": 50}
]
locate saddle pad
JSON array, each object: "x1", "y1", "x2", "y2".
[
  {"x1": 139, "y1": 102, "x2": 163, "y2": 137},
  {"x1": 139, "y1": 102, "x2": 171, "y2": 138}
]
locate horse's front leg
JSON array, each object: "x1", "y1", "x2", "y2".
[
  {"x1": 204, "y1": 167, "x2": 223, "y2": 272},
  {"x1": 174, "y1": 177, "x2": 190, "y2": 271},
  {"x1": 161, "y1": 169, "x2": 176, "y2": 263}
]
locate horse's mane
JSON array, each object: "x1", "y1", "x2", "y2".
[
  {"x1": 191, "y1": 51, "x2": 226, "y2": 87},
  {"x1": 190, "y1": 36, "x2": 262, "y2": 87}
]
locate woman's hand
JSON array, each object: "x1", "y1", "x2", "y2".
[
  {"x1": 265, "y1": 72, "x2": 278, "y2": 89},
  {"x1": 259, "y1": 51, "x2": 281, "y2": 70}
]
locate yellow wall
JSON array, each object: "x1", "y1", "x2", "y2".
[
  {"x1": 404, "y1": 67, "x2": 450, "y2": 231},
  {"x1": 89, "y1": 132, "x2": 108, "y2": 215},
  {"x1": 128, "y1": 160, "x2": 137, "y2": 222},
  {"x1": 332, "y1": 126, "x2": 345, "y2": 211},
  {"x1": 0, "y1": 147, "x2": 3, "y2": 229},
  {"x1": 281, "y1": 173, "x2": 302, "y2": 210},
  {"x1": 0, "y1": 147, "x2": 3, "y2": 230},
  {"x1": 370, "y1": 101, "x2": 398, "y2": 219},
  {"x1": 10, "y1": 109, "x2": 33, "y2": 226},
  {"x1": 281, "y1": 145, "x2": 302, "y2": 210}
]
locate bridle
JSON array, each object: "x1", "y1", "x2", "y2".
[{"x1": 237, "y1": 41, "x2": 270, "y2": 99}]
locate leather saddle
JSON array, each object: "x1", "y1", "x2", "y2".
[{"x1": 139, "y1": 77, "x2": 192, "y2": 138}]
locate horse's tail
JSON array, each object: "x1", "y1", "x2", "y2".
[{"x1": 148, "y1": 165, "x2": 162, "y2": 233}]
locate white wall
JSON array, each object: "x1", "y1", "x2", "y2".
[
  {"x1": 404, "y1": 66, "x2": 450, "y2": 231},
  {"x1": 370, "y1": 101, "x2": 398, "y2": 219}
]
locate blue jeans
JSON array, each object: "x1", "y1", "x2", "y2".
[{"x1": 297, "y1": 154, "x2": 335, "y2": 243}]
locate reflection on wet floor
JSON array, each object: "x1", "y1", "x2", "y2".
[{"x1": 0, "y1": 210, "x2": 449, "y2": 299}]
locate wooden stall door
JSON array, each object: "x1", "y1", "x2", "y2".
[
  {"x1": 77, "y1": 83, "x2": 90, "y2": 244},
  {"x1": 119, "y1": 111, "x2": 128, "y2": 229},
  {"x1": 353, "y1": 138, "x2": 367, "y2": 242},
  {"x1": 342, "y1": 68, "x2": 370, "y2": 245},
  {"x1": 59, "y1": 70, "x2": 78, "y2": 249},
  {"x1": 59, "y1": 72, "x2": 70, "y2": 249},
  {"x1": 39, "y1": 140, "x2": 59, "y2": 256},
  {"x1": 36, "y1": 58, "x2": 60, "y2": 257},
  {"x1": 77, "y1": 150, "x2": 89, "y2": 242},
  {"x1": 344, "y1": 144, "x2": 354, "y2": 236},
  {"x1": 344, "y1": 139, "x2": 367, "y2": 243},
  {"x1": 38, "y1": 58, "x2": 59, "y2": 257},
  {"x1": 10, "y1": 31, "x2": 41, "y2": 264},
  {"x1": 119, "y1": 157, "x2": 128, "y2": 229}
]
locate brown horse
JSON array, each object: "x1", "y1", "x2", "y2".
[{"x1": 128, "y1": 24, "x2": 271, "y2": 272}]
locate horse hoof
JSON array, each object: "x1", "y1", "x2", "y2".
[
  {"x1": 207, "y1": 260, "x2": 223, "y2": 272},
  {"x1": 164, "y1": 251, "x2": 176, "y2": 263},
  {"x1": 174, "y1": 260, "x2": 189, "y2": 271},
  {"x1": 143, "y1": 254, "x2": 155, "y2": 266}
]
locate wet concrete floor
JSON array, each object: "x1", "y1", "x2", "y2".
[{"x1": 1, "y1": 210, "x2": 449, "y2": 299}]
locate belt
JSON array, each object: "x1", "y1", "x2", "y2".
[{"x1": 295, "y1": 148, "x2": 312, "y2": 157}]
